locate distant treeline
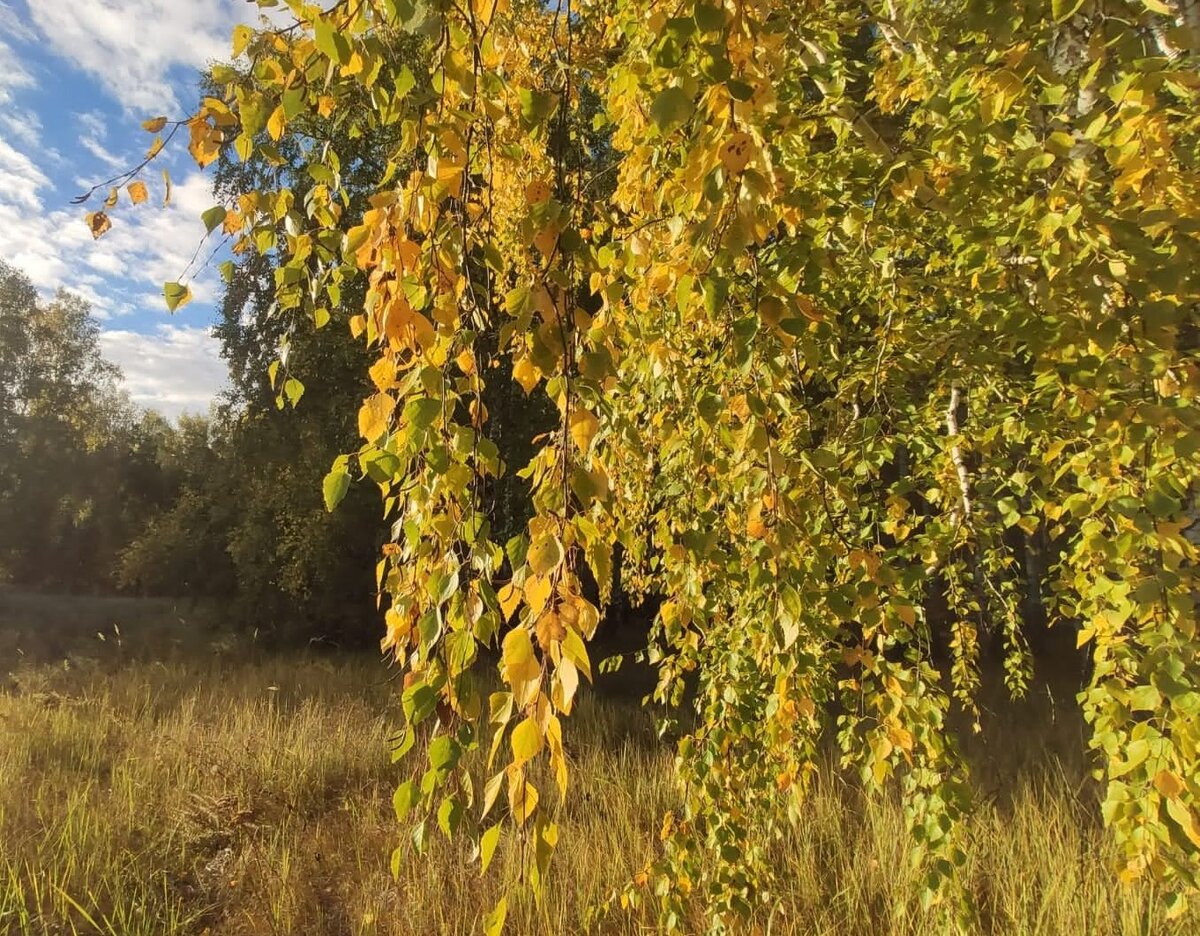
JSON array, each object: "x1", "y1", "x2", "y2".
[{"x1": 0, "y1": 257, "x2": 382, "y2": 644}]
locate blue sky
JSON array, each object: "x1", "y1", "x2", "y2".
[{"x1": 0, "y1": 1, "x2": 280, "y2": 418}]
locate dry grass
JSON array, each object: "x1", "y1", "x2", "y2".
[{"x1": 0, "y1": 592, "x2": 1193, "y2": 935}]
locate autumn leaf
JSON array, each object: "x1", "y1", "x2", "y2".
[
  {"x1": 720, "y1": 131, "x2": 754, "y2": 173},
  {"x1": 535, "y1": 609, "x2": 566, "y2": 650},
  {"x1": 127, "y1": 181, "x2": 149, "y2": 205},
  {"x1": 85, "y1": 211, "x2": 112, "y2": 239},
  {"x1": 510, "y1": 717, "x2": 543, "y2": 765},
  {"x1": 142, "y1": 116, "x2": 168, "y2": 133},
  {"x1": 187, "y1": 115, "x2": 221, "y2": 168},
  {"x1": 369, "y1": 357, "x2": 398, "y2": 391},
  {"x1": 162, "y1": 281, "x2": 192, "y2": 312},
  {"x1": 569, "y1": 409, "x2": 599, "y2": 452},
  {"x1": 527, "y1": 534, "x2": 564, "y2": 577},
  {"x1": 357, "y1": 393, "x2": 396, "y2": 442},
  {"x1": 501, "y1": 627, "x2": 541, "y2": 707},
  {"x1": 525, "y1": 180, "x2": 552, "y2": 205},
  {"x1": 513, "y1": 356, "x2": 540, "y2": 394}
]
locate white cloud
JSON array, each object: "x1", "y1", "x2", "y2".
[
  {"x1": 0, "y1": 138, "x2": 50, "y2": 209},
  {"x1": 0, "y1": 4, "x2": 36, "y2": 105},
  {"x1": 99, "y1": 324, "x2": 228, "y2": 419},
  {"x1": 0, "y1": 105, "x2": 44, "y2": 149},
  {"x1": 0, "y1": 165, "x2": 222, "y2": 316},
  {"x1": 22, "y1": 0, "x2": 282, "y2": 115}
]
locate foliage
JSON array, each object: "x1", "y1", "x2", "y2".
[
  {"x1": 0, "y1": 261, "x2": 167, "y2": 590},
  {"x1": 87, "y1": 0, "x2": 1200, "y2": 929}
]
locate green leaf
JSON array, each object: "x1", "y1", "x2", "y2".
[
  {"x1": 429, "y1": 734, "x2": 457, "y2": 770},
  {"x1": 726, "y1": 79, "x2": 754, "y2": 101},
  {"x1": 392, "y1": 780, "x2": 419, "y2": 820},
  {"x1": 480, "y1": 824, "x2": 502, "y2": 873},
  {"x1": 232, "y1": 24, "x2": 254, "y2": 57},
  {"x1": 283, "y1": 377, "x2": 304, "y2": 407},
  {"x1": 314, "y1": 17, "x2": 352, "y2": 66},
  {"x1": 323, "y1": 470, "x2": 351, "y2": 512},
  {"x1": 437, "y1": 795, "x2": 462, "y2": 839},
  {"x1": 483, "y1": 896, "x2": 507, "y2": 936},
  {"x1": 201, "y1": 206, "x2": 227, "y2": 234},
  {"x1": 519, "y1": 88, "x2": 559, "y2": 130},
  {"x1": 395, "y1": 65, "x2": 416, "y2": 98},
  {"x1": 694, "y1": 2, "x2": 726, "y2": 31},
  {"x1": 405, "y1": 397, "x2": 442, "y2": 431},
  {"x1": 163, "y1": 282, "x2": 192, "y2": 312},
  {"x1": 650, "y1": 86, "x2": 693, "y2": 132}
]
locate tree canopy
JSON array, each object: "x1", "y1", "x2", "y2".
[{"x1": 83, "y1": 0, "x2": 1200, "y2": 929}]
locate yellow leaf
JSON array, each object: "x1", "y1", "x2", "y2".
[
  {"x1": 497, "y1": 583, "x2": 522, "y2": 621},
  {"x1": 528, "y1": 534, "x2": 564, "y2": 577},
  {"x1": 533, "y1": 224, "x2": 559, "y2": 257},
  {"x1": 513, "y1": 356, "x2": 541, "y2": 394},
  {"x1": 746, "y1": 515, "x2": 768, "y2": 539},
  {"x1": 480, "y1": 824, "x2": 501, "y2": 874},
  {"x1": 318, "y1": 95, "x2": 336, "y2": 118},
  {"x1": 719, "y1": 130, "x2": 754, "y2": 174},
  {"x1": 553, "y1": 657, "x2": 579, "y2": 714},
  {"x1": 127, "y1": 181, "x2": 148, "y2": 205},
  {"x1": 524, "y1": 575, "x2": 552, "y2": 616},
  {"x1": 1154, "y1": 769, "x2": 1184, "y2": 800},
  {"x1": 887, "y1": 721, "x2": 914, "y2": 755},
  {"x1": 757, "y1": 295, "x2": 785, "y2": 327},
  {"x1": 482, "y1": 769, "x2": 505, "y2": 818},
  {"x1": 86, "y1": 211, "x2": 112, "y2": 239},
  {"x1": 142, "y1": 116, "x2": 168, "y2": 133},
  {"x1": 187, "y1": 116, "x2": 221, "y2": 168},
  {"x1": 231, "y1": 24, "x2": 254, "y2": 57},
  {"x1": 510, "y1": 716, "x2": 543, "y2": 765},
  {"x1": 546, "y1": 715, "x2": 567, "y2": 796},
  {"x1": 162, "y1": 169, "x2": 172, "y2": 206},
  {"x1": 483, "y1": 896, "x2": 507, "y2": 936},
  {"x1": 103, "y1": 187, "x2": 119, "y2": 208},
  {"x1": 368, "y1": 357, "x2": 397, "y2": 391},
  {"x1": 569, "y1": 409, "x2": 599, "y2": 452},
  {"x1": 501, "y1": 627, "x2": 541, "y2": 706},
  {"x1": 267, "y1": 105, "x2": 286, "y2": 142},
  {"x1": 525, "y1": 179, "x2": 552, "y2": 205},
  {"x1": 358, "y1": 393, "x2": 396, "y2": 442},
  {"x1": 455, "y1": 348, "x2": 476, "y2": 375},
  {"x1": 561, "y1": 627, "x2": 591, "y2": 682},
  {"x1": 506, "y1": 769, "x2": 539, "y2": 824},
  {"x1": 535, "y1": 609, "x2": 566, "y2": 650},
  {"x1": 1166, "y1": 797, "x2": 1200, "y2": 848},
  {"x1": 795, "y1": 294, "x2": 824, "y2": 323}
]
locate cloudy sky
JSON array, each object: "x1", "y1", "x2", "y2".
[{"x1": 0, "y1": 1, "x2": 280, "y2": 418}]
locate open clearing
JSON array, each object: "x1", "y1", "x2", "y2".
[{"x1": 0, "y1": 593, "x2": 1192, "y2": 935}]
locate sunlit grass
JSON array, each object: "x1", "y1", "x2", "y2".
[{"x1": 0, "y1": 594, "x2": 1192, "y2": 934}]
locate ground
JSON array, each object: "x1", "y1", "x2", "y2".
[{"x1": 0, "y1": 590, "x2": 1191, "y2": 935}]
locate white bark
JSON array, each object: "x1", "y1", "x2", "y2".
[{"x1": 946, "y1": 382, "x2": 972, "y2": 527}]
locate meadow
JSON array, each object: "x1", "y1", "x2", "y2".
[{"x1": 0, "y1": 590, "x2": 1193, "y2": 935}]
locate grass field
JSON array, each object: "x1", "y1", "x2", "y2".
[{"x1": 0, "y1": 591, "x2": 1193, "y2": 935}]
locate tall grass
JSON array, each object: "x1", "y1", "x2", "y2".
[{"x1": 0, "y1": 594, "x2": 1192, "y2": 934}]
